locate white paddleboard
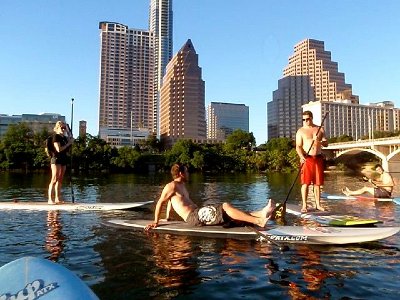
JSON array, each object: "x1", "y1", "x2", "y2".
[
  {"x1": 285, "y1": 204, "x2": 381, "y2": 226},
  {"x1": 106, "y1": 219, "x2": 400, "y2": 245},
  {"x1": 322, "y1": 192, "x2": 398, "y2": 203},
  {"x1": 0, "y1": 201, "x2": 153, "y2": 211},
  {"x1": 0, "y1": 256, "x2": 98, "y2": 300}
]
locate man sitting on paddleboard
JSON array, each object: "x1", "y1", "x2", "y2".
[
  {"x1": 342, "y1": 164, "x2": 394, "y2": 198},
  {"x1": 145, "y1": 163, "x2": 274, "y2": 231}
]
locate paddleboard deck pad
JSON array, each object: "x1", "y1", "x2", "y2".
[
  {"x1": 0, "y1": 256, "x2": 98, "y2": 299},
  {"x1": 0, "y1": 201, "x2": 153, "y2": 211},
  {"x1": 322, "y1": 192, "x2": 398, "y2": 203},
  {"x1": 106, "y1": 219, "x2": 400, "y2": 245},
  {"x1": 285, "y1": 204, "x2": 381, "y2": 226}
]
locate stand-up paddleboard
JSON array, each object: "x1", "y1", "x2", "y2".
[
  {"x1": 285, "y1": 204, "x2": 381, "y2": 226},
  {"x1": 321, "y1": 192, "x2": 398, "y2": 203},
  {"x1": 106, "y1": 219, "x2": 400, "y2": 245},
  {"x1": 0, "y1": 256, "x2": 98, "y2": 299},
  {"x1": 0, "y1": 201, "x2": 153, "y2": 211}
]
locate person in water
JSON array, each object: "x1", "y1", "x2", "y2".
[
  {"x1": 145, "y1": 163, "x2": 274, "y2": 231},
  {"x1": 342, "y1": 164, "x2": 394, "y2": 198}
]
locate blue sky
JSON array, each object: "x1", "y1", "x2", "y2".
[{"x1": 1, "y1": 0, "x2": 399, "y2": 145}]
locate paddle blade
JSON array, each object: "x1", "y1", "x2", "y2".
[{"x1": 271, "y1": 203, "x2": 286, "y2": 225}]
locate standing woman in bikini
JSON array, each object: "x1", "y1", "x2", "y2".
[{"x1": 48, "y1": 121, "x2": 74, "y2": 204}]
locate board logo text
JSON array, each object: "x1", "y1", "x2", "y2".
[{"x1": 0, "y1": 279, "x2": 59, "y2": 300}]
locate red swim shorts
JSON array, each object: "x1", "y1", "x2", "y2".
[{"x1": 301, "y1": 155, "x2": 324, "y2": 185}]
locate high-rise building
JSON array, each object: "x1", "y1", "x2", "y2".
[
  {"x1": 303, "y1": 100, "x2": 400, "y2": 140},
  {"x1": 98, "y1": 0, "x2": 173, "y2": 142},
  {"x1": 98, "y1": 22, "x2": 154, "y2": 139},
  {"x1": 207, "y1": 102, "x2": 249, "y2": 140},
  {"x1": 267, "y1": 39, "x2": 359, "y2": 140},
  {"x1": 149, "y1": 0, "x2": 173, "y2": 134},
  {"x1": 159, "y1": 39, "x2": 206, "y2": 145}
]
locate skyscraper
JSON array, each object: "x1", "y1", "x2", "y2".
[
  {"x1": 98, "y1": 22, "x2": 154, "y2": 138},
  {"x1": 267, "y1": 39, "x2": 359, "y2": 140},
  {"x1": 207, "y1": 102, "x2": 249, "y2": 140},
  {"x1": 149, "y1": 0, "x2": 173, "y2": 134},
  {"x1": 98, "y1": 1, "x2": 173, "y2": 142},
  {"x1": 159, "y1": 39, "x2": 206, "y2": 145}
]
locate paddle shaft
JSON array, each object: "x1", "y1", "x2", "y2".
[
  {"x1": 246, "y1": 226, "x2": 289, "y2": 251},
  {"x1": 69, "y1": 98, "x2": 75, "y2": 203},
  {"x1": 281, "y1": 111, "x2": 329, "y2": 206}
]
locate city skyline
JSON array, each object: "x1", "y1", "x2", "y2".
[{"x1": 1, "y1": 0, "x2": 399, "y2": 145}]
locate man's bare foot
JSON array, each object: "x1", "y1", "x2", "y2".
[
  {"x1": 256, "y1": 199, "x2": 276, "y2": 227},
  {"x1": 48, "y1": 200, "x2": 56, "y2": 205},
  {"x1": 55, "y1": 200, "x2": 65, "y2": 204},
  {"x1": 257, "y1": 217, "x2": 268, "y2": 227},
  {"x1": 301, "y1": 207, "x2": 308, "y2": 213},
  {"x1": 316, "y1": 206, "x2": 325, "y2": 211},
  {"x1": 262, "y1": 198, "x2": 275, "y2": 218},
  {"x1": 342, "y1": 188, "x2": 351, "y2": 196}
]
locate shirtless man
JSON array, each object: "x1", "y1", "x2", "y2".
[
  {"x1": 145, "y1": 164, "x2": 274, "y2": 231},
  {"x1": 342, "y1": 164, "x2": 394, "y2": 198},
  {"x1": 296, "y1": 111, "x2": 328, "y2": 212}
]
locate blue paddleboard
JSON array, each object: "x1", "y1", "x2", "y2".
[{"x1": 0, "y1": 257, "x2": 99, "y2": 300}]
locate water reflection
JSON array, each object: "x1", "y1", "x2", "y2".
[
  {"x1": 147, "y1": 233, "x2": 199, "y2": 289},
  {"x1": 45, "y1": 210, "x2": 65, "y2": 261},
  {"x1": 1, "y1": 172, "x2": 400, "y2": 299}
]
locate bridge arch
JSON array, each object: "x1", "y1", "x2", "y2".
[{"x1": 334, "y1": 148, "x2": 388, "y2": 170}]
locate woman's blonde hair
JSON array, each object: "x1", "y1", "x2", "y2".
[{"x1": 53, "y1": 121, "x2": 65, "y2": 132}]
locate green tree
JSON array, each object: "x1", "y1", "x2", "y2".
[
  {"x1": 224, "y1": 129, "x2": 256, "y2": 152},
  {"x1": 165, "y1": 139, "x2": 200, "y2": 167},
  {"x1": 265, "y1": 137, "x2": 293, "y2": 152},
  {"x1": 111, "y1": 146, "x2": 141, "y2": 170},
  {"x1": 1, "y1": 123, "x2": 35, "y2": 170},
  {"x1": 329, "y1": 135, "x2": 353, "y2": 143}
]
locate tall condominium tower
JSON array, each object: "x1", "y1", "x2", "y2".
[
  {"x1": 207, "y1": 102, "x2": 249, "y2": 140},
  {"x1": 149, "y1": 0, "x2": 173, "y2": 134},
  {"x1": 98, "y1": 22, "x2": 154, "y2": 138},
  {"x1": 267, "y1": 39, "x2": 359, "y2": 140},
  {"x1": 159, "y1": 39, "x2": 206, "y2": 145}
]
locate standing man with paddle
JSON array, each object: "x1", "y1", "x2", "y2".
[{"x1": 296, "y1": 111, "x2": 328, "y2": 212}]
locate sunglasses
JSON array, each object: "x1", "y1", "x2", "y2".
[{"x1": 302, "y1": 118, "x2": 311, "y2": 121}]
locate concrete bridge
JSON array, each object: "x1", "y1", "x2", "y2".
[{"x1": 323, "y1": 137, "x2": 400, "y2": 172}]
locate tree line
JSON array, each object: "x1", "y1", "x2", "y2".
[
  {"x1": 0, "y1": 123, "x2": 389, "y2": 173},
  {"x1": 0, "y1": 123, "x2": 299, "y2": 173}
]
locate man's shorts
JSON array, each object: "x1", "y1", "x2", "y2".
[
  {"x1": 301, "y1": 154, "x2": 324, "y2": 185},
  {"x1": 374, "y1": 187, "x2": 391, "y2": 198},
  {"x1": 186, "y1": 204, "x2": 226, "y2": 226}
]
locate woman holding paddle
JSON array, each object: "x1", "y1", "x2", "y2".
[
  {"x1": 47, "y1": 121, "x2": 74, "y2": 204},
  {"x1": 296, "y1": 111, "x2": 328, "y2": 213}
]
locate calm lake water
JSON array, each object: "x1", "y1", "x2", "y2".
[{"x1": 0, "y1": 171, "x2": 399, "y2": 299}]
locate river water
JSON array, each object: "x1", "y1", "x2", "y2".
[{"x1": 0, "y1": 171, "x2": 399, "y2": 299}]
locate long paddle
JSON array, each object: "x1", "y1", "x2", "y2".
[
  {"x1": 271, "y1": 111, "x2": 329, "y2": 222},
  {"x1": 69, "y1": 98, "x2": 75, "y2": 203},
  {"x1": 246, "y1": 226, "x2": 289, "y2": 251}
]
